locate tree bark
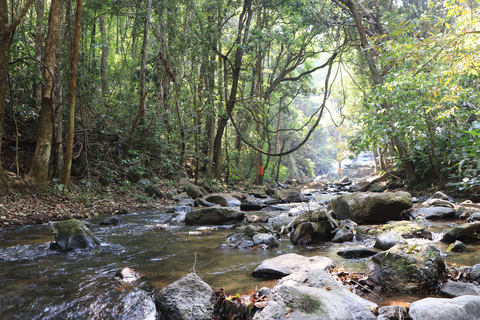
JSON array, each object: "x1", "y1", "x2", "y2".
[
  {"x1": 31, "y1": 0, "x2": 44, "y2": 110},
  {"x1": 99, "y1": 14, "x2": 109, "y2": 106},
  {"x1": 29, "y1": 0, "x2": 64, "y2": 192},
  {"x1": 139, "y1": 0, "x2": 152, "y2": 126},
  {"x1": 60, "y1": 0, "x2": 83, "y2": 188}
]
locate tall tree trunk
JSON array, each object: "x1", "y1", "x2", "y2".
[
  {"x1": 29, "y1": 0, "x2": 64, "y2": 192},
  {"x1": 52, "y1": 3, "x2": 64, "y2": 179},
  {"x1": 138, "y1": 0, "x2": 152, "y2": 126},
  {"x1": 61, "y1": 0, "x2": 82, "y2": 188},
  {"x1": 0, "y1": 0, "x2": 35, "y2": 189},
  {"x1": 99, "y1": 14, "x2": 109, "y2": 106},
  {"x1": 31, "y1": 0, "x2": 44, "y2": 110}
]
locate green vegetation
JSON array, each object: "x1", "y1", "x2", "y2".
[{"x1": 0, "y1": 0, "x2": 479, "y2": 194}]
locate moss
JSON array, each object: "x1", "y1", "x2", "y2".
[{"x1": 288, "y1": 293, "x2": 322, "y2": 314}]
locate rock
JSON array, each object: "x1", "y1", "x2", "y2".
[
  {"x1": 440, "y1": 281, "x2": 480, "y2": 298},
  {"x1": 441, "y1": 222, "x2": 480, "y2": 243},
  {"x1": 185, "y1": 207, "x2": 244, "y2": 225},
  {"x1": 115, "y1": 267, "x2": 142, "y2": 282},
  {"x1": 366, "y1": 244, "x2": 446, "y2": 293},
  {"x1": 471, "y1": 194, "x2": 480, "y2": 203},
  {"x1": 185, "y1": 184, "x2": 204, "y2": 199},
  {"x1": 274, "y1": 188, "x2": 304, "y2": 203},
  {"x1": 457, "y1": 206, "x2": 472, "y2": 219},
  {"x1": 448, "y1": 240, "x2": 467, "y2": 252},
  {"x1": 332, "y1": 228, "x2": 354, "y2": 243},
  {"x1": 268, "y1": 214, "x2": 294, "y2": 232},
  {"x1": 252, "y1": 269, "x2": 377, "y2": 320},
  {"x1": 100, "y1": 216, "x2": 122, "y2": 226},
  {"x1": 290, "y1": 221, "x2": 314, "y2": 245},
  {"x1": 337, "y1": 248, "x2": 378, "y2": 259},
  {"x1": 419, "y1": 206, "x2": 455, "y2": 220},
  {"x1": 233, "y1": 224, "x2": 264, "y2": 237},
  {"x1": 422, "y1": 198, "x2": 454, "y2": 207},
  {"x1": 374, "y1": 231, "x2": 408, "y2": 250},
  {"x1": 340, "y1": 219, "x2": 357, "y2": 230},
  {"x1": 205, "y1": 194, "x2": 241, "y2": 206},
  {"x1": 468, "y1": 212, "x2": 480, "y2": 222},
  {"x1": 119, "y1": 289, "x2": 156, "y2": 320},
  {"x1": 178, "y1": 198, "x2": 195, "y2": 207},
  {"x1": 289, "y1": 211, "x2": 338, "y2": 245},
  {"x1": 357, "y1": 221, "x2": 432, "y2": 240},
  {"x1": 247, "y1": 188, "x2": 268, "y2": 198},
  {"x1": 329, "y1": 192, "x2": 413, "y2": 224},
  {"x1": 49, "y1": 219, "x2": 101, "y2": 251},
  {"x1": 240, "y1": 201, "x2": 266, "y2": 211},
  {"x1": 467, "y1": 264, "x2": 480, "y2": 282},
  {"x1": 253, "y1": 233, "x2": 279, "y2": 248},
  {"x1": 145, "y1": 185, "x2": 163, "y2": 198},
  {"x1": 409, "y1": 295, "x2": 480, "y2": 320},
  {"x1": 252, "y1": 253, "x2": 334, "y2": 278},
  {"x1": 166, "y1": 205, "x2": 192, "y2": 213},
  {"x1": 430, "y1": 191, "x2": 450, "y2": 200},
  {"x1": 377, "y1": 305, "x2": 408, "y2": 320},
  {"x1": 155, "y1": 273, "x2": 216, "y2": 320}
]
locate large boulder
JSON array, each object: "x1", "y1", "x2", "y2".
[
  {"x1": 289, "y1": 211, "x2": 338, "y2": 245},
  {"x1": 185, "y1": 207, "x2": 244, "y2": 225},
  {"x1": 155, "y1": 273, "x2": 216, "y2": 320},
  {"x1": 329, "y1": 192, "x2": 412, "y2": 224},
  {"x1": 409, "y1": 295, "x2": 480, "y2": 320},
  {"x1": 357, "y1": 220, "x2": 432, "y2": 240},
  {"x1": 366, "y1": 244, "x2": 446, "y2": 293},
  {"x1": 205, "y1": 194, "x2": 241, "y2": 206},
  {"x1": 252, "y1": 253, "x2": 335, "y2": 278},
  {"x1": 185, "y1": 184, "x2": 204, "y2": 199},
  {"x1": 253, "y1": 269, "x2": 377, "y2": 320},
  {"x1": 441, "y1": 222, "x2": 480, "y2": 243},
  {"x1": 49, "y1": 219, "x2": 100, "y2": 251},
  {"x1": 439, "y1": 281, "x2": 480, "y2": 298}
]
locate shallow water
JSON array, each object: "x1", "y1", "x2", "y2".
[{"x1": 2, "y1": 207, "x2": 480, "y2": 318}]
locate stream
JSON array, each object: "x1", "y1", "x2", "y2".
[{"x1": 1, "y1": 193, "x2": 480, "y2": 319}]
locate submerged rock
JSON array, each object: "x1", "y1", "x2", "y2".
[
  {"x1": 252, "y1": 253, "x2": 334, "y2": 278},
  {"x1": 337, "y1": 248, "x2": 378, "y2": 259},
  {"x1": 441, "y1": 222, "x2": 480, "y2": 243},
  {"x1": 374, "y1": 231, "x2": 408, "y2": 250},
  {"x1": 329, "y1": 192, "x2": 412, "y2": 224},
  {"x1": 185, "y1": 207, "x2": 244, "y2": 225},
  {"x1": 100, "y1": 216, "x2": 122, "y2": 226},
  {"x1": 49, "y1": 218, "x2": 100, "y2": 251},
  {"x1": 366, "y1": 244, "x2": 445, "y2": 293},
  {"x1": 252, "y1": 269, "x2": 377, "y2": 320},
  {"x1": 155, "y1": 273, "x2": 216, "y2": 320}
]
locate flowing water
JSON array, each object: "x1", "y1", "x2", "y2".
[{"x1": 2, "y1": 201, "x2": 480, "y2": 319}]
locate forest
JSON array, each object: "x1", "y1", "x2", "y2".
[{"x1": 0, "y1": 0, "x2": 479, "y2": 196}]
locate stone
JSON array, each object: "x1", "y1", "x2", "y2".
[
  {"x1": 185, "y1": 207, "x2": 244, "y2": 225},
  {"x1": 329, "y1": 192, "x2": 413, "y2": 224},
  {"x1": 155, "y1": 273, "x2": 216, "y2": 320},
  {"x1": 49, "y1": 219, "x2": 101, "y2": 251},
  {"x1": 252, "y1": 269, "x2": 377, "y2": 320},
  {"x1": 337, "y1": 248, "x2": 378, "y2": 259},
  {"x1": 366, "y1": 244, "x2": 446, "y2": 293},
  {"x1": 422, "y1": 198, "x2": 454, "y2": 207},
  {"x1": 448, "y1": 240, "x2": 467, "y2": 252},
  {"x1": 205, "y1": 194, "x2": 241, "y2": 206},
  {"x1": 240, "y1": 201, "x2": 266, "y2": 211},
  {"x1": 357, "y1": 221, "x2": 432, "y2": 240},
  {"x1": 441, "y1": 222, "x2": 480, "y2": 243},
  {"x1": 177, "y1": 198, "x2": 195, "y2": 207},
  {"x1": 185, "y1": 184, "x2": 204, "y2": 199},
  {"x1": 439, "y1": 281, "x2": 480, "y2": 298},
  {"x1": 119, "y1": 289, "x2": 156, "y2": 320},
  {"x1": 166, "y1": 206, "x2": 192, "y2": 213},
  {"x1": 468, "y1": 211, "x2": 480, "y2": 222},
  {"x1": 409, "y1": 295, "x2": 480, "y2": 320},
  {"x1": 252, "y1": 233, "x2": 279, "y2": 248},
  {"x1": 252, "y1": 253, "x2": 335, "y2": 278},
  {"x1": 332, "y1": 228, "x2": 354, "y2": 243},
  {"x1": 374, "y1": 231, "x2": 408, "y2": 250},
  {"x1": 419, "y1": 206, "x2": 455, "y2": 220},
  {"x1": 115, "y1": 267, "x2": 141, "y2": 282},
  {"x1": 274, "y1": 188, "x2": 304, "y2": 203},
  {"x1": 100, "y1": 216, "x2": 122, "y2": 226},
  {"x1": 430, "y1": 191, "x2": 450, "y2": 200},
  {"x1": 377, "y1": 305, "x2": 408, "y2": 320},
  {"x1": 467, "y1": 264, "x2": 480, "y2": 282}
]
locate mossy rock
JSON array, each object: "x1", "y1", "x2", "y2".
[
  {"x1": 357, "y1": 221, "x2": 432, "y2": 240},
  {"x1": 50, "y1": 218, "x2": 101, "y2": 251}
]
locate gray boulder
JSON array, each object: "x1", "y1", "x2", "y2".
[
  {"x1": 205, "y1": 194, "x2": 241, "y2": 206},
  {"x1": 120, "y1": 289, "x2": 156, "y2": 320},
  {"x1": 366, "y1": 244, "x2": 446, "y2": 293},
  {"x1": 185, "y1": 207, "x2": 244, "y2": 225},
  {"x1": 448, "y1": 240, "x2": 467, "y2": 252},
  {"x1": 439, "y1": 281, "x2": 480, "y2": 298},
  {"x1": 155, "y1": 273, "x2": 216, "y2": 320},
  {"x1": 252, "y1": 253, "x2": 334, "y2": 278},
  {"x1": 49, "y1": 219, "x2": 101, "y2": 251},
  {"x1": 253, "y1": 233, "x2": 279, "y2": 248},
  {"x1": 332, "y1": 228, "x2": 354, "y2": 243},
  {"x1": 377, "y1": 305, "x2": 408, "y2": 320},
  {"x1": 441, "y1": 222, "x2": 480, "y2": 243},
  {"x1": 468, "y1": 211, "x2": 480, "y2": 222},
  {"x1": 275, "y1": 188, "x2": 304, "y2": 203},
  {"x1": 100, "y1": 216, "x2": 122, "y2": 226},
  {"x1": 409, "y1": 295, "x2": 480, "y2": 320},
  {"x1": 329, "y1": 192, "x2": 412, "y2": 224},
  {"x1": 374, "y1": 231, "x2": 408, "y2": 250},
  {"x1": 419, "y1": 206, "x2": 455, "y2": 220},
  {"x1": 253, "y1": 269, "x2": 377, "y2": 320}
]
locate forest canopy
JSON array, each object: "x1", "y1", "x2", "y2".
[{"x1": 0, "y1": 0, "x2": 479, "y2": 193}]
